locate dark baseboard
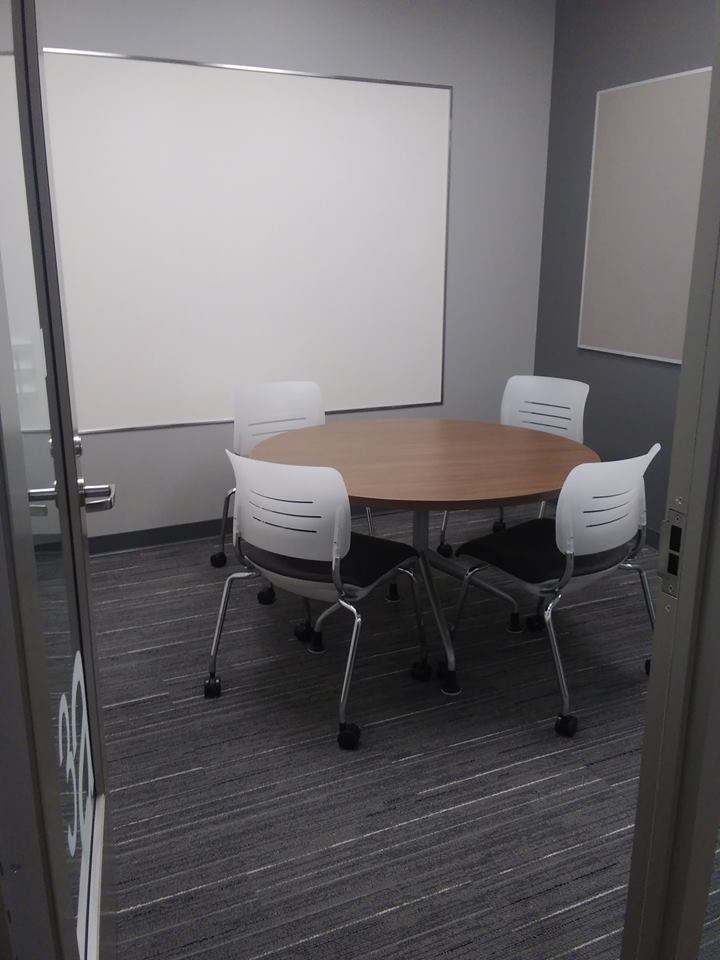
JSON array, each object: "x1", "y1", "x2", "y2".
[
  {"x1": 49, "y1": 515, "x2": 660, "y2": 557},
  {"x1": 88, "y1": 519, "x2": 220, "y2": 555},
  {"x1": 86, "y1": 506, "x2": 379, "y2": 555}
]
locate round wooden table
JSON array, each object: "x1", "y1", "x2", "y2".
[
  {"x1": 252, "y1": 418, "x2": 599, "y2": 511},
  {"x1": 253, "y1": 419, "x2": 599, "y2": 693}
]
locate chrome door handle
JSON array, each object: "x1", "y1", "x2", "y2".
[
  {"x1": 81, "y1": 482, "x2": 116, "y2": 512},
  {"x1": 28, "y1": 484, "x2": 57, "y2": 503},
  {"x1": 28, "y1": 479, "x2": 116, "y2": 512}
]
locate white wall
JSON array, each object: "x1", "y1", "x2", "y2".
[{"x1": 36, "y1": 0, "x2": 556, "y2": 537}]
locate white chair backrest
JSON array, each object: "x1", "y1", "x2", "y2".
[
  {"x1": 227, "y1": 452, "x2": 351, "y2": 563},
  {"x1": 555, "y1": 444, "x2": 661, "y2": 557},
  {"x1": 233, "y1": 381, "x2": 325, "y2": 455},
  {"x1": 500, "y1": 375, "x2": 589, "y2": 442}
]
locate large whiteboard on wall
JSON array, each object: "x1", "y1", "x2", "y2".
[
  {"x1": 578, "y1": 68, "x2": 711, "y2": 364},
  {"x1": 41, "y1": 51, "x2": 450, "y2": 431}
]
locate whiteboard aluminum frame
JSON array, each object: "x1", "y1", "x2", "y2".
[
  {"x1": 577, "y1": 66, "x2": 712, "y2": 366},
  {"x1": 42, "y1": 48, "x2": 453, "y2": 431}
]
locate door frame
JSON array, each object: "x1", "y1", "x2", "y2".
[{"x1": 621, "y1": 5, "x2": 720, "y2": 957}]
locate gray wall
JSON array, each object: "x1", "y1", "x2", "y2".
[
  {"x1": 34, "y1": 0, "x2": 556, "y2": 536},
  {"x1": 535, "y1": 0, "x2": 716, "y2": 535}
]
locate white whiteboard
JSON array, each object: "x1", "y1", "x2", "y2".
[
  {"x1": 42, "y1": 51, "x2": 450, "y2": 431},
  {"x1": 578, "y1": 68, "x2": 711, "y2": 363},
  {"x1": 0, "y1": 54, "x2": 49, "y2": 431}
]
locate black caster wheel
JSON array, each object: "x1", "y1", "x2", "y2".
[
  {"x1": 337, "y1": 722, "x2": 361, "y2": 750},
  {"x1": 525, "y1": 614, "x2": 545, "y2": 633},
  {"x1": 555, "y1": 714, "x2": 578, "y2": 738},
  {"x1": 492, "y1": 520, "x2": 507, "y2": 534},
  {"x1": 411, "y1": 659, "x2": 433, "y2": 681},
  {"x1": 204, "y1": 675, "x2": 222, "y2": 698},
  {"x1": 257, "y1": 585, "x2": 276, "y2": 605},
  {"x1": 210, "y1": 552, "x2": 227, "y2": 568},
  {"x1": 436, "y1": 541, "x2": 453, "y2": 558},
  {"x1": 507, "y1": 612, "x2": 523, "y2": 634},
  {"x1": 645, "y1": 658, "x2": 651, "y2": 676},
  {"x1": 386, "y1": 582, "x2": 400, "y2": 603}
]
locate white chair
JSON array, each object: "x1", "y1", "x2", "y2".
[
  {"x1": 451, "y1": 443, "x2": 660, "y2": 737},
  {"x1": 210, "y1": 381, "x2": 325, "y2": 572},
  {"x1": 204, "y1": 453, "x2": 430, "y2": 749},
  {"x1": 437, "y1": 375, "x2": 590, "y2": 555},
  {"x1": 210, "y1": 382, "x2": 377, "y2": 597}
]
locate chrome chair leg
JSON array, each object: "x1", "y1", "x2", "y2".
[
  {"x1": 314, "y1": 601, "x2": 341, "y2": 632},
  {"x1": 294, "y1": 596, "x2": 325, "y2": 653},
  {"x1": 538, "y1": 500, "x2": 547, "y2": 518},
  {"x1": 204, "y1": 570, "x2": 254, "y2": 696},
  {"x1": 395, "y1": 567, "x2": 427, "y2": 652},
  {"x1": 337, "y1": 598, "x2": 363, "y2": 749},
  {"x1": 622, "y1": 562, "x2": 656, "y2": 629},
  {"x1": 543, "y1": 593, "x2": 577, "y2": 736},
  {"x1": 451, "y1": 566, "x2": 522, "y2": 636},
  {"x1": 362, "y1": 508, "x2": 399, "y2": 600},
  {"x1": 492, "y1": 505, "x2": 506, "y2": 533},
  {"x1": 395, "y1": 566, "x2": 432, "y2": 680},
  {"x1": 437, "y1": 510, "x2": 453, "y2": 556},
  {"x1": 210, "y1": 487, "x2": 235, "y2": 567}
]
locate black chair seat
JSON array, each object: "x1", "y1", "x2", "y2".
[
  {"x1": 244, "y1": 532, "x2": 418, "y2": 589},
  {"x1": 456, "y1": 518, "x2": 633, "y2": 584}
]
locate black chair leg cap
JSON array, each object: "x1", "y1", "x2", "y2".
[
  {"x1": 525, "y1": 614, "x2": 545, "y2": 633},
  {"x1": 411, "y1": 659, "x2": 433, "y2": 681},
  {"x1": 555, "y1": 714, "x2": 578, "y2": 738},
  {"x1": 210, "y1": 552, "x2": 227, "y2": 568},
  {"x1": 257, "y1": 585, "x2": 276, "y2": 605},
  {"x1": 507, "y1": 612, "x2": 523, "y2": 634},
  {"x1": 307, "y1": 631, "x2": 325, "y2": 655},
  {"x1": 492, "y1": 520, "x2": 506, "y2": 534},
  {"x1": 386, "y1": 582, "x2": 400, "y2": 603},
  {"x1": 338, "y1": 722, "x2": 361, "y2": 750},
  {"x1": 645, "y1": 658, "x2": 651, "y2": 676},
  {"x1": 436, "y1": 542, "x2": 453, "y2": 558},
  {"x1": 441, "y1": 670, "x2": 461, "y2": 696},
  {"x1": 293, "y1": 621, "x2": 312, "y2": 642},
  {"x1": 204, "y1": 675, "x2": 221, "y2": 698}
]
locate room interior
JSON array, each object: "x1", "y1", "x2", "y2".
[{"x1": 2, "y1": 1, "x2": 720, "y2": 958}]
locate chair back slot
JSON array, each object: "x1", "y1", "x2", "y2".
[
  {"x1": 555, "y1": 444, "x2": 661, "y2": 556},
  {"x1": 228, "y1": 452, "x2": 351, "y2": 563},
  {"x1": 234, "y1": 381, "x2": 325, "y2": 455},
  {"x1": 501, "y1": 376, "x2": 589, "y2": 442}
]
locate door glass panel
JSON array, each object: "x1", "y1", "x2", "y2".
[{"x1": 0, "y1": 10, "x2": 94, "y2": 957}]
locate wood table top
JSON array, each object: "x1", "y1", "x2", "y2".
[{"x1": 251, "y1": 418, "x2": 600, "y2": 510}]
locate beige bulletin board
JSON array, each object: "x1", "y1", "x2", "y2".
[{"x1": 578, "y1": 68, "x2": 711, "y2": 364}]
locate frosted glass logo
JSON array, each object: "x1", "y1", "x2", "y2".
[{"x1": 58, "y1": 650, "x2": 94, "y2": 858}]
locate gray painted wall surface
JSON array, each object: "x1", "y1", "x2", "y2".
[
  {"x1": 535, "y1": 0, "x2": 716, "y2": 534},
  {"x1": 34, "y1": 0, "x2": 556, "y2": 536}
]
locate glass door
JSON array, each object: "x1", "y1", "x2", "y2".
[{"x1": 0, "y1": 1, "x2": 114, "y2": 957}]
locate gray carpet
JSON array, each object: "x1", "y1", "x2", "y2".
[{"x1": 92, "y1": 508, "x2": 662, "y2": 960}]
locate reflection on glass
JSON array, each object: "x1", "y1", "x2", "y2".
[{"x1": 0, "y1": 22, "x2": 93, "y2": 959}]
